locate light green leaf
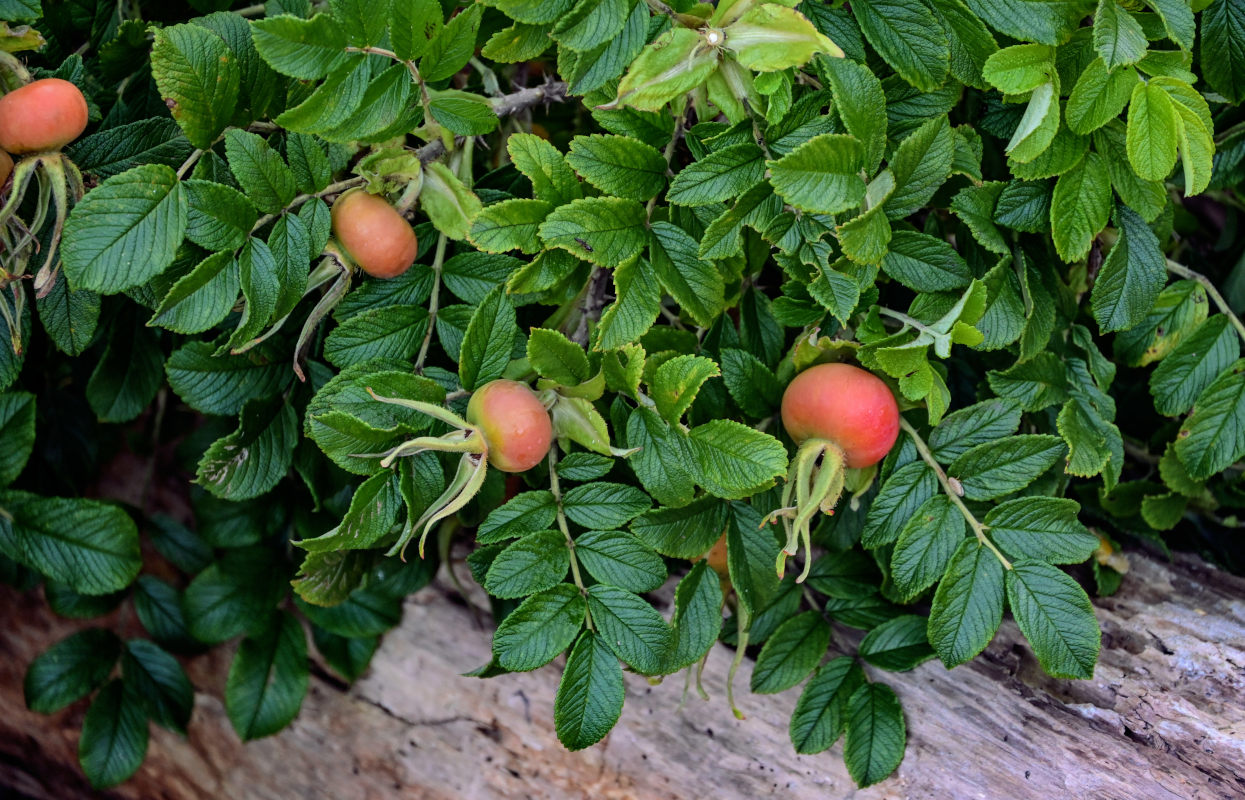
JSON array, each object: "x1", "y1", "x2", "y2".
[
  {"x1": 566, "y1": 133, "x2": 667, "y2": 201},
  {"x1": 1066, "y1": 59, "x2": 1138, "y2": 135},
  {"x1": 151, "y1": 24, "x2": 240, "y2": 149},
  {"x1": 982, "y1": 43, "x2": 1054, "y2": 94},
  {"x1": 492, "y1": 584, "x2": 585, "y2": 671},
  {"x1": 853, "y1": 0, "x2": 950, "y2": 91},
  {"x1": 667, "y1": 143, "x2": 766, "y2": 206},
  {"x1": 1092, "y1": 205, "x2": 1166, "y2": 332},
  {"x1": 686, "y1": 420, "x2": 787, "y2": 499},
  {"x1": 1126, "y1": 80, "x2": 1179, "y2": 181},
  {"x1": 948, "y1": 434, "x2": 1065, "y2": 501},
  {"x1": 768, "y1": 133, "x2": 867, "y2": 214},
  {"x1": 539, "y1": 196, "x2": 648, "y2": 267},
  {"x1": 1051, "y1": 152, "x2": 1111, "y2": 262},
  {"x1": 1150, "y1": 316, "x2": 1240, "y2": 417},
  {"x1": 1094, "y1": 0, "x2": 1147, "y2": 70}
]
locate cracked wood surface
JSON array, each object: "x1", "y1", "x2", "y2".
[{"x1": 0, "y1": 550, "x2": 1241, "y2": 799}]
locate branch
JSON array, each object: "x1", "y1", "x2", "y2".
[{"x1": 1165, "y1": 258, "x2": 1245, "y2": 347}]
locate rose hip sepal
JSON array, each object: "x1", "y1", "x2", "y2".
[
  {"x1": 358, "y1": 380, "x2": 554, "y2": 559},
  {"x1": 766, "y1": 362, "x2": 899, "y2": 582}
]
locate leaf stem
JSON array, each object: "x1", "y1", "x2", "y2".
[
  {"x1": 878, "y1": 306, "x2": 936, "y2": 337},
  {"x1": 176, "y1": 148, "x2": 204, "y2": 180},
  {"x1": 898, "y1": 417, "x2": 1012, "y2": 570},
  {"x1": 251, "y1": 177, "x2": 366, "y2": 234},
  {"x1": 1164, "y1": 259, "x2": 1245, "y2": 348},
  {"x1": 548, "y1": 448, "x2": 594, "y2": 631}
]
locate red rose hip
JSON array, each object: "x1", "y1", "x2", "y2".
[
  {"x1": 330, "y1": 189, "x2": 418, "y2": 279},
  {"x1": 780, "y1": 362, "x2": 899, "y2": 469},
  {"x1": 467, "y1": 380, "x2": 554, "y2": 473},
  {"x1": 0, "y1": 78, "x2": 89, "y2": 154}
]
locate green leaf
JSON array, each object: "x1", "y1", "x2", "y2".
[
  {"x1": 1145, "y1": 0, "x2": 1194, "y2": 49},
  {"x1": 652, "y1": 354, "x2": 720, "y2": 425},
  {"x1": 427, "y1": 89, "x2": 498, "y2": 136},
  {"x1": 926, "y1": 0, "x2": 998, "y2": 89},
  {"x1": 459, "y1": 285, "x2": 519, "y2": 391},
  {"x1": 323, "y1": 304, "x2": 427, "y2": 369},
  {"x1": 983, "y1": 43, "x2": 1054, "y2": 94},
  {"x1": 929, "y1": 398, "x2": 1023, "y2": 461},
  {"x1": 1201, "y1": 0, "x2": 1245, "y2": 103},
  {"x1": 539, "y1": 196, "x2": 648, "y2": 267},
  {"x1": 36, "y1": 275, "x2": 101, "y2": 355},
  {"x1": 225, "y1": 129, "x2": 298, "y2": 215},
  {"x1": 1068, "y1": 60, "x2": 1138, "y2": 138},
  {"x1": 686, "y1": 420, "x2": 788, "y2": 499},
  {"x1": 927, "y1": 539, "x2": 1004, "y2": 667},
  {"x1": 563, "y1": 482, "x2": 651, "y2": 529},
  {"x1": 859, "y1": 615, "x2": 935, "y2": 671},
  {"x1": 566, "y1": 134, "x2": 667, "y2": 201},
  {"x1": 184, "y1": 179, "x2": 256, "y2": 252},
  {"x1": 789, "y1": 657, "x2": 865, "y2": 754},
  {"x1": 297, "y1": 470, "x2": 402, "y2": 553},
  {"x1": 843, "y1": 682, "x2": 906, "y2": 788},
  {"x1": 78, "y1": 680, "x2": 148, "y2": 789},
  {"x1": 554, "y1": 632, "x2": 624, "y2": 750},
  {"x1": 986, "y1": 498, "x2": 1098, "y2": 563},
  {"x1": 469, "y1": 199, "x2": 554, "y2": 254},
  {"x1": 1094, "y1": 0, "x2": 1147, "y2": 70},
  {"x1": 1005, "y1": 81, "x2": 1059, "y2": 163},
  {"x1": 768, "y1": 133, "x2": 867, "y2": 214},
  {"x1": 1126, "y1": 80, "x2": 1179, "y2": 181},
  {"x1": 0, "y1": 492, "x2": 140, "y2": 595},
  {"x1": 1175, "y1": 360, "x2": 1245, "y2": 479},
  {"x1": 1092, "y1": 205, "x2": 1167, "y2": 332},
  {"x1": 24, "y1": 628, "x2": 120, "y2": 713},
  {"x1": 649, "y1": 222, "x2": 726, "y2": 328},
  {"x1": 948, "y1": 434, "x2": 1065, "y2": 501},
  {"x1": 150, "y1": 251, "x2": 240, "y2": 335},
  {"x1": 311, "y1": 628, "x2": 378, "y2": 682},
  {"x1": 0, "y1": 392, "x2": 34, "y2": 488},
  {"x1": 62, "y1": 165, "x2": 187, "y2": 295},
  {"x1": 719, "y1": 348, "x2": 782, "y2": 419},
  {"x1": 493, "y1": 583, "x2": 585, "y2": 671},
  {"x1": 890, "y1": 495, "x2": 965, "y2": 601},
  {"x1": 166, "y1": 340, "x2": 289, "y2": 417},
  {"x1": 885, "y1": 115, "x2": 954, "y2": 219},
  {"x1": 507, "y1": 133, "x2": 582, "y2": 207},
  {"x1": 750, "y1": 610, "x2": 831, "y2": 693},
  {"x1": 389, "y1": 0, "x2": 441, "y2": 61},
  {"x1": 527, "y1": 328, "x2": 590, "y2": 386},
  {"x1": 585, "y1": 584, "x2": 672, "y2": 675},
  {"x1": 820, "y1": 57, "x2": 887, "y2": 172},
  {"x1": 478, "y1": 490, "x2": 557, "y2": 544},
  {"x1": 82, "y1": 314, "x2": 161, "y2": 423},
  {"x1": 951, "y1": 181, "x2": 1008, "y2": 254},
  {"x1": 552, "y1": 0, "x2": 630, "y2": 52},
  {"x1": 667, "y1": 143, "x2": 766, "y2": 206},
  {"x1": 613, "y1": 27, "x2": 719, "y2": 112},
  {"x1": 420, "y1": 161, "x2": 483, "y2": 240},
  {"x1": 1006, "y1": 560, "x2": 1100, "y2": 679},
  {"x1": 880, "y1": 230, "x2": 971, "y2": 292},
  {"x1": 994, "y1": 180, "x2": 1051, "y2": 232},
  {"x1": 728, "y1": 4, "x2": 840, "y2": 71},
  {"x1": 419, "y1": 3, "x2": 481, "y2": 82},
  {"x1": 862, "y1": 461, "x2": 938, "y2": 547},
  {"x1": 251, "y1": 13, "x2": 348, "y2": 79},
  {"x1": 197, "y1": 398, "x2": 298, "y2": 501},
  {"x1": 151, "y1": 23, "x2": 240, "y2": 149},
  {"x1": 1051, "y1": 152, "x2": 1111, "y2": 262},
  {"x1": 574, "y1": 529, "x2": 665, "y2": 593},
  {"x1": 1150, "y1": 316, "x2": 1240, "y2": 417},
  {"x1": 630, "y1": 496, "x2": 728, "y2": 559},
  {"x1": 853, "y1": 0, "x2": 949, "y2": 91},
  {"x1": 597, "y1": 257, "x2": 662, "y2": 350},
  {"x1": 225, "y1": 611, "x2": 309, "y2": 740},
  {"x1": 485, "y1": 530, "x2": 570, "y2": 599},
  {"x1": 122, "y1": 640, "x2": 194, "y2": 734},
  {"x1": 665, "y1": 560, "x2": 724, "y2": 670},
  {"x1": 183, "y1": 548, "x2": 285, "y2": 644},
  {"x1": 1114, "y1": 279, "x2": 1206, "y2": 366},
  {"x1": 556, "y1": 453, "x2": 614, "y2": 482}
]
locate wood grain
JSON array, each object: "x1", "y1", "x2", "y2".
[{"x1": 0, "y1": 549, "x2": 1241, "y2": 800}]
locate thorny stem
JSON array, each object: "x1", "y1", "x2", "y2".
[
  {"x1": 549, "y1": 448, "x2": 594, "y2": 631},
  {"x1": 1165, "y1": 259, "x2": 1245, "y2": 348},
  {"x1": 899, "y1": 417, "x2": 1012, "y2": 570}
]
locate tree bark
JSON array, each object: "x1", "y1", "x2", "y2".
[{"x1": 0, "y1": 549, "x2": 1241, "y2": 799}]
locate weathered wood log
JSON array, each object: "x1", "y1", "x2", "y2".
[{"x1": 0, "y1": 549, "x2": 1241, "y2": 799}]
